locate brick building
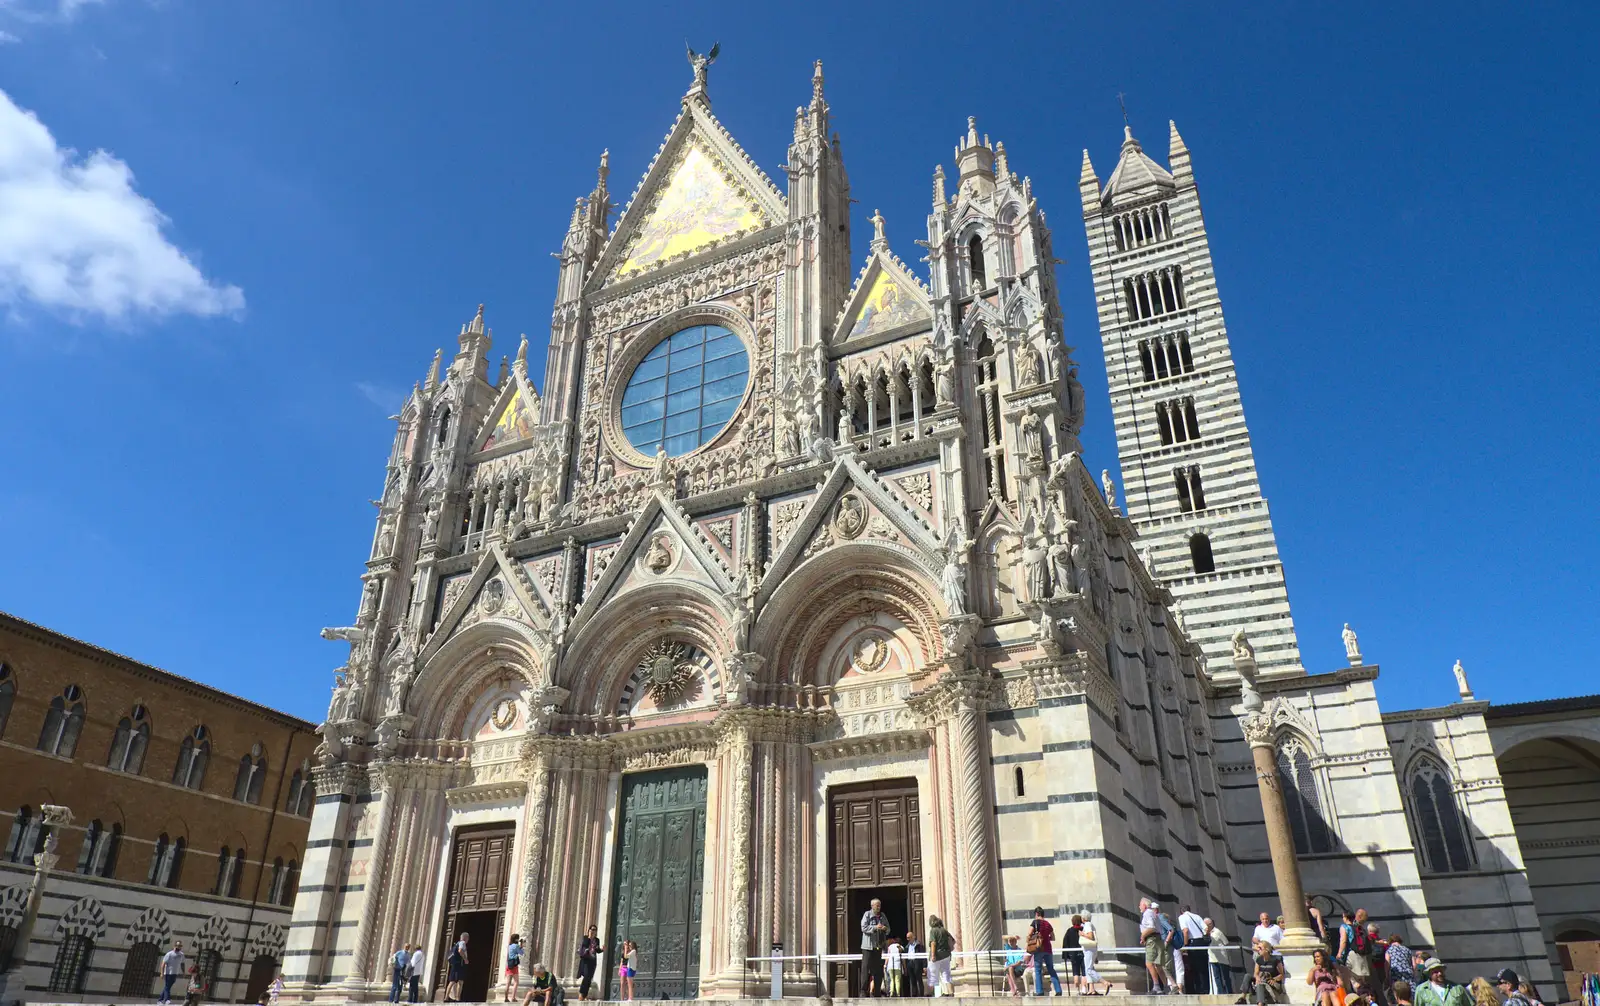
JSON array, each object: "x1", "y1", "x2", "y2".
[{"x1": 0, "y1": 611, "x2": 318, "y2": 1002}]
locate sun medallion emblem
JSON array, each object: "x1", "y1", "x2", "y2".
[{"x1": 637, "y1": 640, "x2": 698, "y2": 706}]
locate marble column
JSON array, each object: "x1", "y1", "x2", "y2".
[
  {"x1": 717, "y1": 718, "x2": 755, "y2": 988},
  {"x1": 0, "y1": 804, "x2": 71, "y2": 1006},
  {"x1": 516, "y1": 749, "x2": 553, "y2": 957},
  {"x1": 1237, "y1": 640, "x2": 1319, "y2": 1005},
  {"x1": 345, "y1": 764, "x2": 404, "y2": 996}
]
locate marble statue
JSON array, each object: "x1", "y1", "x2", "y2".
[
  {"x1": 1453, "y1": 659, "x2": 1473, "y2": 700},
  {"x1": 940, "y1": 529, "x2": 969, "y2": 615},
  {"x1": 1342, "y1": 623, "x2": 1362, "y2": 664},
  {"x1": 1101, "y1": 469, "x2": 1117, "y2": 508}
]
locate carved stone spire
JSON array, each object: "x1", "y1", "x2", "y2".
[{"x1": 423, "y1": 349, "x2": 442, "y2": 390}]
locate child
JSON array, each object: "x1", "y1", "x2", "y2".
[
  {"x1": 886, "y1": 937, "x2": 904, "y2": 996},
  {"x1": 184, "y1": 966, "x2": 206, "y2": 1006},
  {"x1": 1003, "y1": 935, "x2": 1026, "y2": 997},
  {"x1": 267, "y1": 974, "x2": 285, "y2": 1006},
  {"x1": 618, "y1": 940, "x2": 637, "y2": 1001}
]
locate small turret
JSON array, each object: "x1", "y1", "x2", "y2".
[{"x1": 1168, "y1": 120, "x2": 1192, "y2": 185}]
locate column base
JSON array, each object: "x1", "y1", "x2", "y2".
[{"x1": 1274, "y1": 928, "x2": 1325, "y2": 1006}]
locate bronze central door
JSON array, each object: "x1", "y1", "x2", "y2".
[{"x1": 607, "y1": 766, "x2": 708, "y2": 1000}]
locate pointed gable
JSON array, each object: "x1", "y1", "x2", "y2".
[
  {"x1": 833, "y1": 220, "x2": 933, "y2": 346},
  {"x1": 591, "y1": 99, "x2": 786, "y2": 289},
  {"x1": 480, "y1": 382, "x2": 537, "y2": 451}
]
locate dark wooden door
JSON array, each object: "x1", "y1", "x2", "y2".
[
  {"x1": 607, "y1": 766, "x2": 708, "y2": 1000},
  {"x1": 828, "y1": 779, "x2": 923, "y2": 992},
  {"x1": 437, "y1": 824, "x2": 515, "y2": 1001}
]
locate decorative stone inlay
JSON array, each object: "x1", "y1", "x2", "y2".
[
  {"x1": 894, "y1": 473, "x2": 934, "y2": 513},
  {"x1": 770, "y1": 499, "x2": 807, "y2": 553},
  {"x1": 704, "y1": 516, "x2": 735, "y2": 550}
]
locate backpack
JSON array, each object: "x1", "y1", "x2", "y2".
[
  {"x1": 449, "y1": 945, "x2": 464, "y2": 967},
  {"x1": 1351, "y1": 927, "x2": 1370, "y2": 957},
  {"x1": 1026, "y1": 923, "x2": 1042, "y2": 953}
]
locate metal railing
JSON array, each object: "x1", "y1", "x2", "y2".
[{"x1": 740, "y1": 945, "x2": 1257, "y2": 999}]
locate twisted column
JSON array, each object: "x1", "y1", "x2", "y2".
[{"x1": 953, "y1": 698, "x2": 997, "y2": 951}]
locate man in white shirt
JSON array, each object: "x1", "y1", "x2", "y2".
[
  {"x1": 1252, "y1": 912, "x2": 1284, "y2": 949},
  {"x1": 1178, "y1": 906, "x2": 1207, "y2": 993},
  {"x1": 408, "y1": 944, "x2": 426, "y2": 1003},
  {"x1": 160, "y1": 940, "x2": 187, "y2": 1004}
]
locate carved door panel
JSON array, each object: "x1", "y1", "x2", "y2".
[
  {"x1": 828, "y1": 780, "x2": 924, "y2": 976},
  {"x1": 438, "y1": 824, "x2": 515, "y2": 1001},
  {"x1": 608, "y1": 767, "x2": 708, "y2": 1001}
]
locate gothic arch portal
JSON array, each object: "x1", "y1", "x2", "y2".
[
  {"x1": 755, "y1": 543, "x2": 943, "y2": 687},
  {"x1": 408, "y1": 620, "x2": 549, "y2": 741},
  {"x1": 562, "y1": 580, "x2": 732, "y2": 716}
]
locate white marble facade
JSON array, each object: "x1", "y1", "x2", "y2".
[{"x1": 283, "y1": 60, "x2": 1590, "y2": 1003}]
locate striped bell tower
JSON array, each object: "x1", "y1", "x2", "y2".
[{"x1": 1080, "y1": 121, "x2": 1303, "y2": 679}]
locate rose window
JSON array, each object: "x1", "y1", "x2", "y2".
[{"x1": 620, "y1": 324, "x2": 749, "y2": 457}]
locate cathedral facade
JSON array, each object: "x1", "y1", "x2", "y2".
[{"x1": 283, "y1": 59, "x2": 1598, "y2": 1003}]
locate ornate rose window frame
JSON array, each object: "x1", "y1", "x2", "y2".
[{"x1": 603, "y1": 302, "x2": 758, "y2": 469}]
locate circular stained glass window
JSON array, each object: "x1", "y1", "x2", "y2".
[{"x1": 620, "y1": 324, "x2": 749, "y2": 457}]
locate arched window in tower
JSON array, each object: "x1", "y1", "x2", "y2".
[
  {"x1": 1184, "y1": 398, "x2": 1200, "y2": 440},
  {"x1": 0, "y1": 663, "x2": 13, "y2": 740},
  {"x1": 38, "y1": 685, "x2": 85, "y2": 758},
  {"x1": 974, "y1": 335, "x2": 1007, "y2": 500},
  {"x1": 1189, "y1": 533, "x2": 1215, "y2": 574},
  {"x1": 1408, "y1": 758, "x2": 1475, "y2": 873},
  {"x1": 435, "y1": 406, "x2": 452, "y2": 450},
  {"x1": 268, "y1": 857, "x2": 286, "y2": 904},
  {"x1": 79, "y1": 821, "x2": 119, "y2": 878},
  {"x1": 1013, "y1": 766, "x2": 1025, "y2": 798},
  {"x1": 107, "y1": 705, "x2": 150, "y2": 774},
  {"x1": 173, "y1": 726, "x2": 210, "y2": 790},
  {"x1": 234, "y1": 742, "x2": 267, "y2": 804},
  {"x1": 968, "y1": 235, "x2": 987, "y2": 290},
  {"x1": 1276, "y1": 734, "x2": 1335, "y2": 854},
  {"x1": 1174, "y1": 467, "x2": 1206, "y2": 513}
]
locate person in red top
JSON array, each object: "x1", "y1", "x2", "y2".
[{"x1": 1030, "y1": 907, "x2": 1063, "y2": 996}]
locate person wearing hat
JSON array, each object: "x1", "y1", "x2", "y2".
[
  {"x1": 1495, "y1": 969, "x2": 1535, "y2": 1006},
  {"x1": 1413, "y1": 958, "x2": 1467, "y2": 1006}
]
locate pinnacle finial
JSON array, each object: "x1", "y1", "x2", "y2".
[
  {"x1": 515, "y1": 335, "x2": 528, "y2": 371},
  {"x1": 424, "y1": 348, "x2": 442, "y2": 389},
  {"x1": 597, "y1": 149, "x2": 610, "y2": 190},
  {"x1": 966, "y1": 116, "x2": 979, "y2": 148},
  {"x1": 497, "y1": 354, "x2": 509, "y2": 385},
  {"x1": 995, "y1": 140, "x2": 1009, "y2": 179},
  {"x1": 468, "y1": 303, "x2": 485, "y2": 336},
  {"x1": 812, "y1": 59, "x2": 825, "y2": 103},
  {"x1": 932, "y1": 164, "x2": 946, "y2": 208},
  {"x1": 1079, "y1": 148, "x2": 1097, "y2": 184}
]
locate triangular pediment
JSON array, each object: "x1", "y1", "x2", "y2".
[
  {"x1": 422, "y1": 545, "x2": 555, "y2": 663},
  {"x1": 475, "y1": 372, "x2": 541, "y2": 453},
  {"x1": 590, "y1": 100, "x2": 786, "y2": 290},
  {"x1": 569, "y1": 491, "x2": 737, "y2": 634},
  {"x1": 834, "y1": 243, "x2": 933, "y2": 347},
  {"x1": 832, "y1": 249, "x2": 934, "y2": 348},
  {"x1": 758, "y1": 456, "x2": 944, "y2": 604}
]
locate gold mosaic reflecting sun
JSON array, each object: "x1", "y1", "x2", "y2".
[{"x1": 617, "y1": 144, "x2": 765, "y2": 277}]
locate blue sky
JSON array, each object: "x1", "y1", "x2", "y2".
[{"x1": 1, "y1": 1, "x2": 1595, "y2": 723}]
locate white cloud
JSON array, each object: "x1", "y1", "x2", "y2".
[
  {"x1": 0, "y1": 87, "x2": 244, "y2": 323},
  {"x1": 0, "y1": 29, "x2": 19, "y2": 42},
  {"x1": 0, "y1": 0, "x2": 103, "y2": 24},
  {"x1": 355, "y1": 382, "x2": 404, "y2": 413}
]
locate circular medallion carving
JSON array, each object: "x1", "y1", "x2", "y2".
[
  {"x1": 491, "y1": 698, "x2": 517, "y2": 730},
  {"x1": 644, "y1": 534, "x2": 675, "y2": 574},
  {"x1": 481, "y1": 578, "x2": 506, "y2": 613},
  {"x1": 834, "y1": 493, "x2": 867, "y2": 539},
  {"x1": 850, "y1": 633, "x2": 891, "y2": 673}
]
